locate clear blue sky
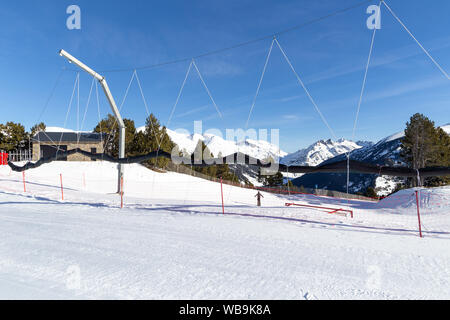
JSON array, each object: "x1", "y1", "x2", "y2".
[{"x1": 0, "y1": 0, "x2": 449, "y2": 153}]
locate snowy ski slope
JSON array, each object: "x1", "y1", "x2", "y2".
[{"x1": 0, "y1": 161, "x2": 449, "y2": 299}]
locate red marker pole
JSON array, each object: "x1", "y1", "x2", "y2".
[
  {"x1": 60, "y1": 173, "x2": 64, "y2": 201},
  {"x1": 220, "y1": 177, "x2": 225, "y2": 215},
  {"x1": 120, "y1": 177, "x2": 124, "y2": 209},
  {"x1": 22, "y1": 171, "x2": 26, "y2": 192},
  {"x1": 415, "y1": 190, "x2": 422, "y2": 238}
]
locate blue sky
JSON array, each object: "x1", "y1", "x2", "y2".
[{"x1": 0, "y1": 0, "x2": 449, "y2": 153}]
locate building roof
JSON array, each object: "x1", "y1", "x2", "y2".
[{"x1": 33, "y1": 132, "x2": 106, "y2": 143}]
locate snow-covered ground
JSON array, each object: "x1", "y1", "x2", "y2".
[{"x1": 0, "y1": 161, "x2": 449, "y2": 299}]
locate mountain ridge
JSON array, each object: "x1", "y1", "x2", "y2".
[{"x1": 292, "y1": 124, "x2": 450, "y2": 195}]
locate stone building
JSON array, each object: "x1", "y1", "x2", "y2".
[{"x1": 32, "y1": 132, "x2": 105, "y2": 161}]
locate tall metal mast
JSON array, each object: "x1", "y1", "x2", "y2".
[{"x1": 59, "y1": 49, "x2": 125, "y2": 193}]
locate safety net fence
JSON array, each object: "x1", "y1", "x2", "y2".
[{"x1": 2, "y1": 151, "x2": 449, "y2": 240}]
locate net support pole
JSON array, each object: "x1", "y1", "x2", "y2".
[
  {"x1": 118, "y1": 126, "x2": 125, "y2": 192},
  {"x1": 59, "y1": 49, "x2": 126, "y2": 195},
  {"x1": 60, "y1": 173, "x2": 64, "y2": 201},
  {"x1": 120, "y1": 176, "x2": 124, "y2": 209},
  {"x1": 346, "y1": 153, "x2": 350, "y2": 196},
  {"x1": 220, "y1": 177, "x2": 225, "y2": 215},
  {"x1": 287, "y1": 166, "x2": 291, "y2": 196},
  {"x1": 22, "y1": 171, "x2": 26, "y2": 193},
  {"x1": 415, "y1": 190, "x2": 423, "y2": 238}
]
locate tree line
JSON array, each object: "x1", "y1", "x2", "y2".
[
  {"x1": 92, "y1": 113, "x2": 239, "y2": 182},
  {"x1": 0, "y1": 122, "x2": 46, "y2": 152},
  {"x1": 1, "y1": 113, "x2": 448, "y2": 189}
]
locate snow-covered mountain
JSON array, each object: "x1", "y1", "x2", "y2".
[
  {"x1": 160, "y1": 128, "x2": 287, "y2": 160},
  {"x1": 292, "y1": 124, "x2": 450, "y2": 196},
  {"x1": 281, "y1": 139, "x2": 368, "y2": 167},
  {"x1": 138, "y1": 127, "x2": 286, "y2": 186}
]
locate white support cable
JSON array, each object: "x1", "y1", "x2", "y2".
[
  {"x1": 103, "y1": 70, "x2": 136, "y2": 153},
  {"x1": 237, "y1": 36, "x2": 276, "y2": 191},
  {"x1": 274, "y1": 38, "x2": 338, "y2": 140},
  {"x1": 56, "y1": 72, "x2": 79, "y2": 158},
  {"x1": 77, "y1": 71, "x2": 80, "y2": 133},
  {"x1": 77, "y1": 76, "x2": 96, "y2": 145},
  {"x1": 95, "y1": 81, "x2": 103, "y2": 147},
  {"x1": 134, "y1": 69, "x2": 161, "y2": 148},
  {"x1": 192, "y1": 59, "x2": 223, "y2": 119},
  {"x1": 348, "y1": 3, "x2": 379, "y2": 198},
  {"x1": 34, "y1": 68, "x2": 66, "y2": 158},
  {"x1": 152, "y1": 61, "x2": 195, "y2": 200},
  {"x1": 233, "y1": 37, "x2": 276, "y2": 191},
  {"x1": 352, "y1": 16, "x2": 378, "y2": 141},
  {"x1": 383, "y1": 0, "x2": 449, "y2": 80},
  {"x1": 80, "y1": 76, "x2": 95, "y2": 131},
  {"x1": 166, "y1": 61, "x2": 193, "y2": 129},
  {"x1": 119, "y1": 70, "x2": 136, "y2": 112},
  {"x1": 94, "y1": 80, "x2": 106, "y2": 160},
  {"x1": 134, "y1": 70, "x2": 151, "y2": 117},
  {"x1": 76, "y1": 71, "x2": 80, "y2": 149},
  {"x1": 245, "y1": 38, "x2": 275, "y2": 129},
  {"x1": 38, "y1": 123, "x2": 73, "y2": 153},
  {"x1": 132, "y1": 68, "x2": 160, "y2": 199},
  {"x1": 158, "y1": 61, "x2": 193, "y2": 149}
]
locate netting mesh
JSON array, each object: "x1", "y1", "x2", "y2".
[{"x1": 2, "y1": 161, "x2": 449, "y2": 239}]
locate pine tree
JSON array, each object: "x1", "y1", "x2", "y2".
[
  {"x1": 132, "y1": 113, "x2": 175, "y2": 168},
  {"x1": 30, "y1": 122, "x2": 46, "y2": 137},
  {"x1": 401, "y1": 113, "x2": 436, "y2": 173},
  {"x1": 364, "y1": 186, "x2": 378, "y2": 199},
  {"x1": 401, "y1": 113, "x2": 450, "y2": 186},
  {"x1": 189, "y1": 141, "x2": 238, "y2": 182},
  {"x1": 425, "y1": 126, "x2": 450, "y2": 186},
  {"x1": 0, "y1": 122, "x2": 28, "y2": 152},
  {"x1": 192, "y1": 140, "x2": 216, "y2": 177},
  {"x1": 263, "y1": 171, "x2": 283, "y2": 187},
  {"x1": 93, "y1": 114, "x2": 137, "y2": 158}
]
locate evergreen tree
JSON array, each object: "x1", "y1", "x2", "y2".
[
  {"x1": 0, "y1": 122, "x2": 28, "y2": 152},
  {"x1": 263, "y1": 172, "x2": 283, "y2": 187},
  {"x1": 192, "y1": 140, "x2": 215, "y2": 176},
  {"x1": 401, "y1": 113, "x2": 436, "y2": 172},
  {"x1": 93, "y1": 114, "x2": 136, "y2": 157},
  {"x1": 190, "y1": 141, "x2": 238, "y2": 182},
  {"x1": 30, "y1": 122, "x2": 46, "y2": 137},
  {"x1": 425, "y1": 126, "x2": 450, "y2": 186},
  {"x1": 364, "y1": 186, "x2": 378, "y2": 199},
  {"x1": 132, "y1": 113, "x2": 175, "y2": 168},
  {"x1": 401, "y1": 113, "x2": 450, "y2": 186}
]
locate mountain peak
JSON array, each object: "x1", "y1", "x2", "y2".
[
  {"x1": 166, "y1": 129, "x2": 286, "y2": 160},
  {"x1": 281, "y1": 139, "x2": 364, "y2": 166}
]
